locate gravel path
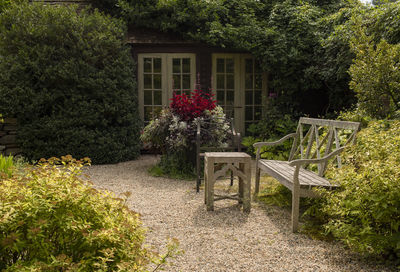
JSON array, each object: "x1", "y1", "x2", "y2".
[{"x1": 87, "y1": 155, "x2": 395, "y2": 272}]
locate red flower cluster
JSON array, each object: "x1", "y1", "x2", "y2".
[{"x1": 170, "y1": 90, "x2": 216, "y2": 121}]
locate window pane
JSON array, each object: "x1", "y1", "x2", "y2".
[
  {"x1": 217, "y1": 90, "x2": 225, "y2": 103},
  {"x1": 245, "y1": 106, "x2": 253, "y2": 121},
  {"x1": 245, "y1": 59, "x2": 253, "y2": 73},
  {"x1": 144, "y1": 90, "x2": 152, "y2": 105},
  {"x1": 245, "y1": 91, "x2": 253, "y2": 105},
  {"x1": 217, "y1": 58, "x2": 225, "y2": 73},
  {"x1": 182, "y1": 74, "x2": 191, "y2": 89},
  {"x1": 226, "y1": 59, "x2": 234, "y2": 73},
  {"x1": 173, "y1": 75, "x2": 181, "y2": 89},
  {"x1": 144, "y1": 74, "x2": 152, "y2": 89},
  {"x1": 144, "y1": 58, "x2": 152, "y2": 73},
  {"x1": 217, "y1": 75, "x2": 225, "y2": 89},
  {"x1": 153, "y1": 74, "x2": 161, "y2": 89},
  {"x1": 154, "y1": 91, "x2": 162, "y2": 105},
  {"x1": 173, "y1": 58, "x2": 181, "y2": 73},
  {"x1": 153, "y1": 58, "x2": 161, "y2": 73},
  {"x1": 226, "y1": 75, "x2": 234, "y2": 89},
  {"x1": 226, "y1": 91, "x2": 234, "y2": 104},
  {"x1": 182, "y1": 58, "x2": 191, "y2": 73},
  {"x1": 245, "y1": 74, "x2": 253, "y2": 89},
  {"x1": 225, "y1": 106, "x2": 234, "y2": 118}
]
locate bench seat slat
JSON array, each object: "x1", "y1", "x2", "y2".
[{"x1": 259, "y1": 160, "x2": 338, "y2": 189}]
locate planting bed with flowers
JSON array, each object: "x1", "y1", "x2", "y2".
[{"x1": 141, "y1": 90, "x2": 230, "y2": 179}]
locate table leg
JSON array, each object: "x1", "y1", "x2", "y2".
[
  {"x1": 238, "y1": 163, "x2": 244, "y2": 205},
  {"x1": 243, "y1": 161, "x2": 251, "y2": 213},
  {"x1": 206, "y1": 157, "x2": 215, "y2": 211}
]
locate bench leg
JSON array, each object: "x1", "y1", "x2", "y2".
[
  {"x1": 291, "y1": 173, "x2": 300, "y2": 232},
  {"x1": 196, "y1": 154, "x2": 201, "y2": 193},
  {"x1": 254, "y1": 164, "x2": 260, "y2": 197},
  {"x1": 291, "y1": 192, "x2": 300, "y2": 232}
]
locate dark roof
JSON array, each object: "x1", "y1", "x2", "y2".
[{"x1": 127, "y1": 28, "x2": 196, "y2": 45}]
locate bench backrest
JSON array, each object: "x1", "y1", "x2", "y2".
[{"x1": 289, "y1": 117, "x2": 360, "y2": 176}]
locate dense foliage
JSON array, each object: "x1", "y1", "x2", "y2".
[
  {"x1": 348, "y1": 3, "x2": 400, "y2": 118},
  {"x1": 242, "y1": 113, "x2": 297, "y2": 160},
  {"x1": 0, "y1": 157, "x2": 175, "y2": 271},
  {"x1": 93, "y1": 0, "x2": 357, "y2": 117},
  {"x1": 141, "y1": 90, "x2": 230, "y2": 178},
  {"x1": 0, "y1": 2, "x2": 141, "y2": 164},
  {"x1": 308, "y1": 121, "x2": 400, "y2": 259}
]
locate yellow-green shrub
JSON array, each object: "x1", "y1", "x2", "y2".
[
  {"x1": 312, "y1": 120, "x2": 400, "y2": 259},
  {"x1": 0, "y1": 157, "x2": 155, "y2": 271}
]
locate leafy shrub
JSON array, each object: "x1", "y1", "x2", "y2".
[
  {"x1": 0, "y1": 156, "x2": 175, "y2": 271},
  {"x1": 141, "y1": 90, "x2": 230, "y2": 178},
  {"x1": 349, "y1": 22, "x2": 400, "y2": 119},
  {"x1": 308, "y1": 120, "x2": 400, "y2": 259},
  {"x1": 0, "y1": 2, "x2": 141, "y2": 164}
]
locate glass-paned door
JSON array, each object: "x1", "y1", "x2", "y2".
[
  {"x1": 244, "y1": 58, "x2": 263, "y2": 132},
  {"x1": 212, "y1": 54, "x2": 266, "y2": 135},
  {"x1": 138, "y1": 53, "x2": 196, "y2": 124},
  {"x1": 142, "y1": 57, "x2": 163, "y2": 123},
  {"x1": 215, "y1": 57, "x2": 236, "y2": 119}
]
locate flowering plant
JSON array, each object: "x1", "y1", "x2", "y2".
[
  {"x1": 141, "y1": 90, "x2": 230, "y2": 177},
  {"x1": 170, "y1": 89, "x2": 216, "y2": 121}
]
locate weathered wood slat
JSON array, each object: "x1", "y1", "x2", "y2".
[
  {"x1": 299, "y1": 117, "x2": 361, "y2": 130},
  {"x1": 260, "y1": 160, "x2": 334, "y2": 188}
]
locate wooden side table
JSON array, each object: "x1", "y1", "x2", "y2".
[{"x1": 204, "y1": 152, "x2": 251, "y2": 212}]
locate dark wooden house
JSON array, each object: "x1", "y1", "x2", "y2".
[{"x1": 128, "y1": 28, "x2": 268, "y2": 134}]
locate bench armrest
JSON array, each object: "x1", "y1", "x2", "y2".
[
  {"x1": 253, "y1": 133, "x2": 297, "y2": 149},
  {"x1": 288, "y1": 147, "x2": 345, "y2": 167}
]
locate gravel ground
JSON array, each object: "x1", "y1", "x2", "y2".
[{"x1": 87, "y1": 155, "x2": 395, "y2": 272}]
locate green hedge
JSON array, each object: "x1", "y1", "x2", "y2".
[
  {"x1": 0, "y1": 2, "x2": 141, "y2": 164},
  {"x1": 311, "y1": 120, "x2": 400, "y2": 259}
]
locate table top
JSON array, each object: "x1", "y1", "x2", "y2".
[{"x1": 204, "y1": 152, "x2": 251, "y2": 158}]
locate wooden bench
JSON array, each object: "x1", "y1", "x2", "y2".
[{"x1": 254, "y1": 117, "x2": 361, "y2": 232}]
